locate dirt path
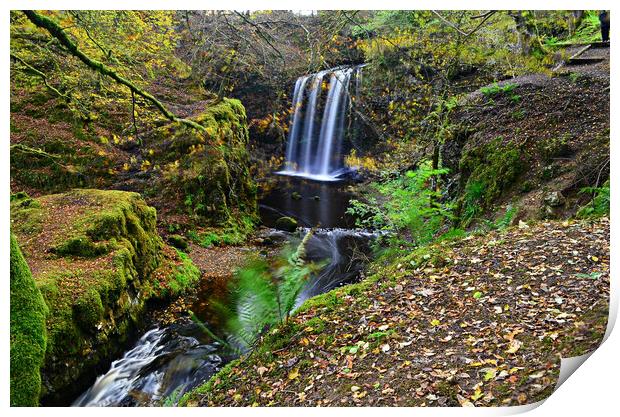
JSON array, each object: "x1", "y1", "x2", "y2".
[{"x1": 182, "y1": 218, "x2": 609, "y2": 407}]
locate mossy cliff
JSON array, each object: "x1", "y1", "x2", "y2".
[
  {"x1": 150, "y1": 98, "x2": 257, "y2": 228},
  {"x1": 10, "y1": 234, "x2": 48, "y2": 406},
  {"x1": 10, "y1": 189, "x2": 200, "y2": 405}
]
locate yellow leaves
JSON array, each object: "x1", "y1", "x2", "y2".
[
  {"x1": 287, "y1": 367, "x2": 299, "y2": 380},
  {"x1": 483, "y1": 368, "x2": 497, "y2": 381},
  {"x1": 591, "y1": 255, "x2": 599, "y2": 262},
  {"x1": 122, "y1": 163, "x2": 130, "y2": 171},
  {"x1": 430, "y1": 319, "x2": 440, "y2": 326},
  {"x1": 344, "y1": 150, "x2": 378, "y2": 171},
  {"x1": 470, "y1": 387, "x2": 484, "y2": 401},
  {"x1": 457, "y1": 394, "x2": 474, "y2": 407},
  {"x1": 140, "y1": 159, "x2": 151, "y2": 171}
]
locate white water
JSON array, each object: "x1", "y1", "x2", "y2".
[
  {"x1": 279, "y1": 66, "x2": 363, "y2": 181},
  {"x1": 73, "y1": 326, "x2": 223, "y2": 406},
  {"x1": 73, "y1": 228, "x2": 376, "y2": 407}
]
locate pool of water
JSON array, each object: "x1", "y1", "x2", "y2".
[{"x1": 258, "y1": 175, "x2": 358, "y2": 229}]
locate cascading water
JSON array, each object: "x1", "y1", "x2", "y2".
[
  {"x1": 72, "y1": 228, "x2": 375, "y2": 407},
  {"x1": 279, "y1": 65, "x2": 363, "y2": 181},
  {"x1": 72, "y1": 64, "x2": 372, "y2": 408}
]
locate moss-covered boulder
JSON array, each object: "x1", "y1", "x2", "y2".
[
  {"x1": 275, "y1": 216, "x2": 298, "y2": 232},
  {"x1": 10, "y1": 189, "x2": 199, "y2": 405},
  {"x1": 152, "y1": 98, "x2": 257, "y2": 230},
  {"x1": 10, "y1": 234, "x2": 48, "y2": 406},
  {"x1": 168, "y1": 234, "x2": 189, "y2": 251}
]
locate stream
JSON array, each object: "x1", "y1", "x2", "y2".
[{"x1": 73, "y1": 176, "x2": 375, "y2": 406}]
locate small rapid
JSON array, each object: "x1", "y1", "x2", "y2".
[
  {"x1": 73, "y1": 324, "x2": 226, "y2": 406},
  {"x1": 73, "y1": 227, "x2": 376, "y2": 407}
]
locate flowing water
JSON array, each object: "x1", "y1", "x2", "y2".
[
  {"x1": 279, "y1": 65, "x2": 364, "y2": 181},
  {"x1": 73, "y1": 67, "x2": 372, "y2": 407},
  {"x1": 73, "y1": 227, "x2": 374, "y2": 406}
]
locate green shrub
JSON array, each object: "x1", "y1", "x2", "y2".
[
  {"x1": 480, "y1": 83, "x2": 521, "y2": 102},
  {"x1": 577, "y1": 182, "x2": 610, "y2": 218},
  {"x1": 347, "y1": 164, "x2": 454, "y2": 247}
]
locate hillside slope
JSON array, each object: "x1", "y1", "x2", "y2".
[{"x1": 181, "y1": 218, "x2": 609, "y2": 407}]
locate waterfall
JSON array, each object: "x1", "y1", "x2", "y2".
[
  {"x1": 284, "y1": 75, "x2": 310, "y2": 170},
  {"x1": 279, "y1": 65, "x2": 362, "y2": 181}
]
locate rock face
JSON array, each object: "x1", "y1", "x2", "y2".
[
  {"x1": 443, "y1": 70, "x2": 609, "y2": 225},
  {"x1": 10, "y1": 189, "x2": 199, "y2": 405},
  {"x1": 544, "y1": 191, "x2": 565, "y2": 207},
  {"x1": 10, "y1": 234, "x2": 48, "y2": 406}
]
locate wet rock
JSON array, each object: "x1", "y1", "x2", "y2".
[
  {"x1": 544, "y1": 191, "x2": 565, "y2": 207},
  {"x1": 275, "y1": 216, "x2": 298, "y2": 232}
]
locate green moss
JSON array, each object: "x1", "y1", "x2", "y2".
[
  {"x1": 74, "y1": 288, "x2": 105, "y2": 331},
  {"x1": 459, "y1": 137, "x2": 525, "y2": 225},
  {"x1": 168, "y1": 250, "x2": 201, "y2": 296},
  {"x1": 153, "y1": 98, "x2": 257, "y2": 232},
  {"x1": 10, "y1": 189, "x2": 183, "y2": 403},
  {"x1": 53, "y1": 235, "x2": 110, "y2": 257},
  {"x1": 10, "y1": 234, "x2": 48, "y2": 406}
]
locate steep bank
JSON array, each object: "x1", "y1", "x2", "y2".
[
  {"x1": 443, "y1": 50, "x2": 609, "y2": 226},
  {"x1": 10, "y1": 189, "x2": 200, "y2": 405},
  {"x1": 10, "y1": 87, "x2": 257, "y2": 239},
  {"x1": 180, "y1": 218, "x2": 609, "y2": 406}
]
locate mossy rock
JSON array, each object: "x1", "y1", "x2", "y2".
[
  {"x1": 9, "y1": 189, "x2": 197, "y2": 405},
  {"x1": 150, "y1": 98, "x2": 257, "y2": 229},
  {"x1": 168, "y1": 234, "x2": 189, "y2": 251},
  {"x1": 10, "y1": 234, "x2": 48, "y2": 406},
  {"x1": 74, "y1": 289, "x2": 105, "y2": 331},
  {"x1": 275, "y1": 216, "x2": 298, "y2": 232}
]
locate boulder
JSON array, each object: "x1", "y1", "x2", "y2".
[
  {"x1": 544, "y1": 191, "x2": 565, "y2": 207},
  {"x1": 10, "y1": 189, "x2": 199, "y2": 405},
  {"x1": 275, "y1": 216, "x2": 298, "y2": 232}
]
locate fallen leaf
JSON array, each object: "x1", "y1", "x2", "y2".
[
  {"x1": 506, "y1": 339, "x2": 523, "y2": 354},
  {"x1": 288, "y1": 368, "x2": 300, "y2": 380}
]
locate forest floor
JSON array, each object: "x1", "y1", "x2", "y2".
[{"x1": 181, "y1": 218, "x2": 609, "y2": 407}]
